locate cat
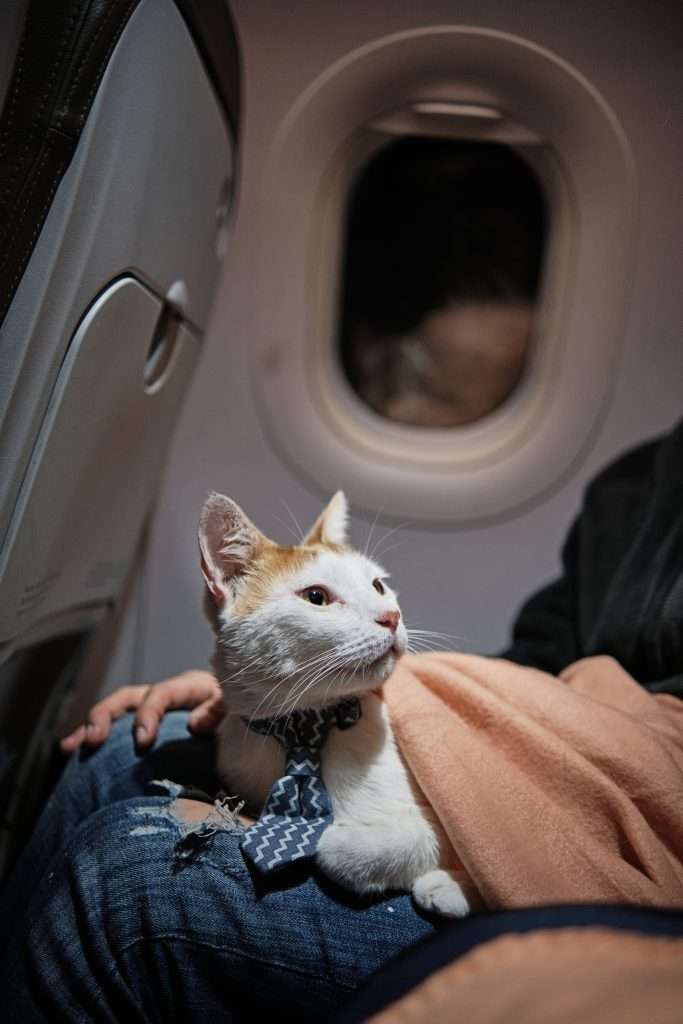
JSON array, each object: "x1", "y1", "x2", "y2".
[{"x1": 199, "y1": 489, "x2": 470, "y2": 917}]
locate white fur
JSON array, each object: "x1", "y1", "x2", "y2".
[{"x1": 204, "y1": 494, "x2": 470, "y2": 918}]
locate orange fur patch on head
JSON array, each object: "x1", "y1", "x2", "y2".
[{"x1": 232, "y1": 543, "x2": 321, "y2": 614}]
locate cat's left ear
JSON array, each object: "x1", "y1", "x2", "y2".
[
  {"x1": 304, "y1": 490, "x2": 349, "y2": 547},
  {"x1": 199, "y1": 493, "x2": 267, "y2": 605}
]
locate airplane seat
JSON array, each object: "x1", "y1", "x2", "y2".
[{"x1": 0, "y1": 0, "x2": 240, "y2": 876}]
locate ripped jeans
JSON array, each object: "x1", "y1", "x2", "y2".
[{"x1": 0, "y1": 712, "x2": 436, "y2": 1022}]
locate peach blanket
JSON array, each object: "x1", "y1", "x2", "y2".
[{"x1": 382, "y1": 653, "x2": 683, "y2": 909}]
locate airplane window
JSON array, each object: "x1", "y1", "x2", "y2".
[{"x1": 339, "y1": 138, "x2": 547, "y2": 428}]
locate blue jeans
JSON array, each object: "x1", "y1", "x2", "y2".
[{"x1": 0, "y1": 712, "x2": 437, "y2": 1022}]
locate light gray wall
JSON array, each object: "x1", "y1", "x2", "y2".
[{"x1": 107, "y1": 0, "x2": 683, "y2": 687}]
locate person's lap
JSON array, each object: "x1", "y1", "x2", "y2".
[{"x1": 0, "y1": 712, "x2": 437, "y2": 1022}]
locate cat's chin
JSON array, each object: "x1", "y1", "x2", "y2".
[
  {"x1": 291, "y1": 652, "x2": 402, "y2": 710},
  {"x1": 225, "y1": 645, "x2": 404, "y2": 717},
  {"x1": 358, "y1": 647, "x2": 401, "y2": 687}
]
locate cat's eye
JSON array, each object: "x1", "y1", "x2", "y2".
[
  {"x1": 300, "y1": 586, "x2": 330, "y2": 606},
  {"x1": 373, "y1": 578, "x2": 385, "y2": 595}
]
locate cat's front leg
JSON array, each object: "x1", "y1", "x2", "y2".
[
  {"x1": 316, "y1": 821, "x2": 409, "y2": 895},
  {"x1": 317, "y1": 824, "x2": 471, "y2": 918},
  {"x1": 316, "y1": 814, "x2": 442, "y2": 898}
]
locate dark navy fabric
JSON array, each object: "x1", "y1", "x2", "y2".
[
  {"x1": 504, "y1": 415, "x2": 683, "y2": 697},
  {"x1": 241, "y1": 698, "x2": 361, "y2": 873},
  {"x1": 335, "y1": 904, "x2": 683, "y2": 1023}
]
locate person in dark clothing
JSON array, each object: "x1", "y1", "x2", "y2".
[
  {"x1": 504, "y1": 415, "x2": 683, "y2": 696},
  {"x1": 1, "y1": 417, "x2": 681, "y2": 1023}
]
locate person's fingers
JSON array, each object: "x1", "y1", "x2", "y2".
[
  {"x1": 59, "y1": 723, "x2": 87, "y2": 753},
  {"x1": 188, "y1": 692, "x2": 226, "y2": 733},
  {"x1": 87, "y1": 686, "x2": 153, "y2": 745},
  {"x1": 60, "y1": 672, "x2": 220, "y2": 752},
  {"x1": 134, "y1": 672, "x2": 221, "y2": 747},
  {"x1": 60, "y1": 684, "x2": 152, "y2": 751}
]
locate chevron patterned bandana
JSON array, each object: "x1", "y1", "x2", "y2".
[{"x1": 240, "y1": 697, "x2": 362, "y2": 873}]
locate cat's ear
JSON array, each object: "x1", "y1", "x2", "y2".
[
  {"x1": 199, "y1": 493, "x2": 265, "y2": 605},
  {"x1": 304, "y1": 491, "x2": 349, "y2": 547}
]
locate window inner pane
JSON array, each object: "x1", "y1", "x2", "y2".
[{"x1": 339, "y1": 138, "x2": 547, "y2": 428}]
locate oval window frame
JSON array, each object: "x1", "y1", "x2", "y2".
[{"x1": 251, "y1": 26, "x2": 636, "y2": 523}]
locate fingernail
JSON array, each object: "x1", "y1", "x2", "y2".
[
  {"x1": 86, "y1": 722, "x2": 96, "y2": 735},
  {"x1": 135, "y1": 725, "x2": 147, "y2": 744}
]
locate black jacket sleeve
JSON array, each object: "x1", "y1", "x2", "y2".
[
  {"x1": 500, "y1": 516, "x2": 581, "y2": 674},
  {"x1": 499, "y1": 434, "x2": 668, "y2": 677}
]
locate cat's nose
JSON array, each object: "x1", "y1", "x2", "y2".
[{"x1": 376, "y1": 610, "x2": 400, "y2": 633}]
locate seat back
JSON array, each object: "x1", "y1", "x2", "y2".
[{"x1": 0, "y1": 0, "x2": 240, "y2": 873}]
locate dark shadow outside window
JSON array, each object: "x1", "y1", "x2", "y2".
[{"x1": 339, "y1": 138, "x2": 547, "y2": 428}]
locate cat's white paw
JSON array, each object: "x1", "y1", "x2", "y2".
[{"x1": 412, "y1": 869, "x2": 470, "y2": 918}]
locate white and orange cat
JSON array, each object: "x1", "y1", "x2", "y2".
[{"x1": 199, "y1": 489, "x2": 470, "y2": 917}]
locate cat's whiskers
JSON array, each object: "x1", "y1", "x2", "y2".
[
  {"x1": 363, "y1": 506, "x2": 384, "y2": 559},
  {"x1": 407, "y1": 639, "x2": 443, "y2": 654},
  {"x1": 249, "y1": 660, "x2": 343, "y2": 752},
  {"x1": 276, "y1": 498, "x2": 306, "y2": 544},
  {"x1": 274, "y1": 640, "x2": 362, "y2": 722},
  {"x1": 277, "y1": 657, "x2": 349, "y2": 726},
  {"x1": 271, "y1": 515, "x2": 303, "y2": 545},
  {"x1": 241, "y1": 643, "x2": 358, "y2": 755},
  {"x1": 277, "y1": 637, "x2": 362, "y2": 710},
  {"x1": 225, "y1": 637, "x2": 336, "y2": 713},
  {"x1": 280, "y1": 649, "x2": 346, "y2": 706},
  {"x1": 282, "y1": 626, "x2": 401, "y2": 716},
  {"x1": 218, "y1": 647, "x2": 274, "y2": 686},
  {"x1": 370, "y1": 539, "x2": 408, "y2": 563},
  {"x1": 322, "y1": 653, "x2": 364, "y2": 708},
  {"x1": 237, "y1": 647, "x2": 350, "y2": 770},
  {"x1": 238, "y1": 651, "x2": 340, "y2": 756},
  {"x1": 278, "y1": 633, "x2": 384, "y2": 723},
  {"x1": 274, "y1": 650, "x2": 350, "y2": 721},
  {"x1": 322, "y1": 661, "x2": 349, "y2": 708},
  {"x1": 278, "y1": 671, "x2": 334, "y2": 725},
  {"x1": 407, "y1": 626, "x2": 465, "y2": 643},
  {"x1": 406, "y1": 634, "x2": 448, "y2": 652},
  {"x1": 369, "y1": 521, "x2": 409, "y2": 563},
  {"x1": 243, "y1": 648, "x2": 338, "y2": 728},
  {"x1": 406, "y1": 626, "x2": 467, "y2": 655}
]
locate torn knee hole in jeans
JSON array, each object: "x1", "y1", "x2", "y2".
[{"x1": 128, "y1": 779, "x2": 245, "y2": 867}]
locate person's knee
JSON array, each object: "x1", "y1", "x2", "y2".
[{"x1": 55, "y1": 797, "x2": 249, "y2": 946}]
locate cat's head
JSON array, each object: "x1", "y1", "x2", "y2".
[{"x1": 199, "y1": 491, "x2": 406, "y2": 716}]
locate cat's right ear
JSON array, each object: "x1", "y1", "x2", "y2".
[{"x1": 198, "y1": 493, "x2": 265, "y2": 605}]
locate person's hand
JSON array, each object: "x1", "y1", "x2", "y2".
[{"x1": 60, "y1": 670, "x2": 224, "y2": 753}]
